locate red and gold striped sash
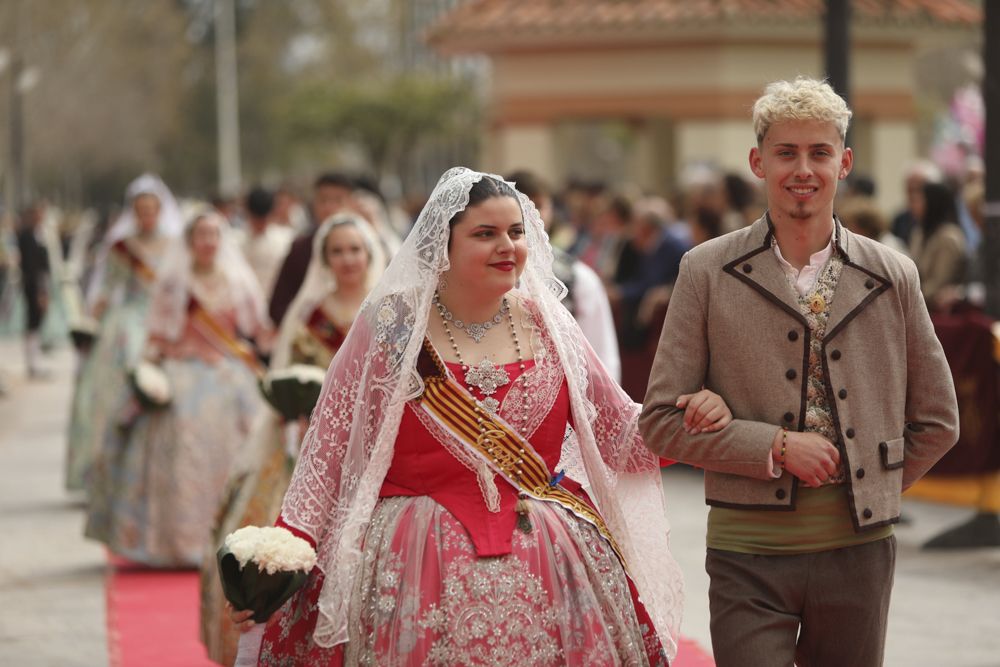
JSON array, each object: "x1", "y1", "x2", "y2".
[
  {"x1": 110, "y1": 239, "x2": 156, "y2": 283},
  {"x1": 305, "y1": 307, "x2": 347, "y2": 356},
  {"x1": 416, "y1": 340, "x2": 626, "y2": 567},
  {"x1": 186, "y1": 295, "x2": 265, "y2": 376}
]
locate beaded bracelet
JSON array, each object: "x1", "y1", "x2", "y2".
[{"x1": 779, "y1": 428, "x2": 788, "y2": 469}]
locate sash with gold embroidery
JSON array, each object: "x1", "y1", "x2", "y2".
[
  {"x1": 415, "y1": 339, "x2": 627, "y2": 568},
  {"x1": 305, "y1": 306, "x2": 347, "y2": 356},
  {"x1": 186, "y1": 295, "x2": 265, "y2": 376},
  {"x1": 110, "y1": 239, "x2": 157, "y2": 284}
]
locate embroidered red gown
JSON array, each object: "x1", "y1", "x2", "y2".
[{"x1": 257, "y1": 360, "x2": 667, "y2": 666}]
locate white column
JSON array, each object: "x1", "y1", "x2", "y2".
[
  {"x1": 675, "y1": 120, "x2": 756, "y2": 178},
  {"x1": 627, "y1": 121, "x2": 659, "y2": 193},
  {"x1": 870, "y1": 121, "x2": 916, "y2": 217},
  {"x1": 215, "y1": 0, "x2": 241, "y2": 198},
  {"x1": 489, "y1": 124, "x2": 557, "y2": 181}
]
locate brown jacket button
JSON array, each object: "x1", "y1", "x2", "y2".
[
  {"x1": 786, "y1": 369, "x2": 797, "y2": 380},
  {"x1": 831, "y1": 349, "x2": 841, "y2": 360},
  {"x1": 838, "y1": 388, "x2": 848, "y2": 399},
  {"x1": 863, "y1": 508, "x2": 873, "y2": 519},
  {"x1": 865, "y1": 279, "x2": 876, "y2": 289},
  {"x1": 788, "y1": 330, "x2": 799, "y2": 342},
  {"x1": 743, "y1": 263, "x2": 753, "y2": 273},
  {"x1": 776, "y1": 489, "x2": 787, "y2": 500},
  {"x1": 856, "y1": 468, "x2": 865, "y2": 479},
  {"x1": 846, "y1": 428, "x2": 856, "y2": 438},
  {"x1": 784, "y1": 412, "x2": 795, "y2": 423}
]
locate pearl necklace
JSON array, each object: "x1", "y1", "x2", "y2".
[
  {"x1": 433, "y1": 291, "x2": 508, "y2": 343},
  {"x1": 436, "y1": 292, "x2": 525, "y2": 415}
]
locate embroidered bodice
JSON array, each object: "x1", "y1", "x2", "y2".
[
  {"x1": 165, "y1": 293, "x2": 242, "y2": 365},
  {"x1": 105, "y1": 237, "x2": 166, "y2": 305},
  {"x1": 381, "y1": 360, "x2": 573, "y2": 557},
  {"x1": 289, "y1": 306, "x2": 347, "y2": 369}
]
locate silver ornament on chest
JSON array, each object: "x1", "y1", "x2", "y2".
[
  {"x1": 464, "y1": 358, "x2": 510, "y2": 396},
  {"x1": 462, "y1": 321, "x2": 491, "y2": 343},
  {"x1": 477, "y1": 397, "x2": 501, "y2": 415}
]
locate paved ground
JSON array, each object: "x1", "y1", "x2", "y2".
[
  {"x1": 0, "y1": 343, "x2": 107, "y2": 667},
  {"x1": 0, "y1": 341, "x2": 998, "y2": 666}
]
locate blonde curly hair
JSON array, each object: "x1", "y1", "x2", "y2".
[{"x1": 752, "y1": 77, "x2": 852, "y2": 145}]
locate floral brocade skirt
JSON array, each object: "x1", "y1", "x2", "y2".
[
  {"x1": 258, "y1": 495, "x2": 667, "y2": 666},
  {"x1": 66, "y1": 302, "x2": 148, "y2": 491},
  {"x1": 88, "y1": 355, "x2": 260, "y2": 567}
]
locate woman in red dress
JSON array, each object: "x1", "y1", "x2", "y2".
[{"x1": 234, "y1": 168, "x2": 732, "y2": 666}]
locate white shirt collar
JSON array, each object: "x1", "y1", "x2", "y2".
[{"x1": 772, "y1": 236, "x2": 834, "y2": 297}]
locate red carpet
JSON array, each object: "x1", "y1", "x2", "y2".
[
  {"x1": 106, "y1": 556, "x2": 216, "y2": 667},
  {"x1": 676, "y1": 637, "x2": 716, "y2": 666},
  {"x1": 107, "y1": 554, "x2": 714, "y2": 666}
]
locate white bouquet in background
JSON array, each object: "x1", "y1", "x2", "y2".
[
  {"x1": 69, "y1": 315, "x2": 100, "y2": 351},
  {"x1": 259, "y1": 364, "x2": 327, "y2": 421},
  {"x1": 129, "y1": 361, "x2": 172, "y2": 409}
]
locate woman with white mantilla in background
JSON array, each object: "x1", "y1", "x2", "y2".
[
  {"x1": 67, "y1": 174, "x2": 182, "y2": 492},
  {"x1": 200, "y1": 212, "x2": 385, "y2": 665},
  {"x1": 86, "y1": 210, "x2": 270, "y2": 567}
]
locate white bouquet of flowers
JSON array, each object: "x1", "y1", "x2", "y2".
[
  {"x1": 259, "y1": 364, "x2": 327, "y2": 421},
  {"x1": 69, "y1": 315, "x2": 100, "y2": 351},
  {"x1": 129, "y1": 361, "x2": 172, "y2": 409},
  {"x1": 217, "y1": 525, "x2": 316, "y2": 623},
  {"x1": 220, "y1": 526, "x2": 317, "y2": 666}
]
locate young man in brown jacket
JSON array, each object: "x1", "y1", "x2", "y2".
[{"x1": 639, "y1": 77, "x2": 959, "y2": 666}]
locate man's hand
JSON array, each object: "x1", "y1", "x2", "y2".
[{"x1": 773, "y1": 430, "x2": 841, "y2": 487}]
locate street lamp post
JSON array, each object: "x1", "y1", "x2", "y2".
[
  {"x1": 824, "y1": 0, "x2": 851, "y2": 107},
  {"x1": 7, "y1": 53, "x2": 24, "y2": 215},
  {"x1": 984, "y1": 0, "x2": 1000, "y2": 320},
  {"x1": 824, "y1": 0, "x2": 851, "y2": 150},
  {"x1": 215, "y1": 0, "x2": 241, "y2": 198}
]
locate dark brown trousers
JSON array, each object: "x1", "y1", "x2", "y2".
[{"x1": 705, "y1": 536, "x2": 896, "y2": 667}]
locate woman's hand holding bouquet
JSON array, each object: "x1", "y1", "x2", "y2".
[{"x1": 218, "y1": 526, "x2": 317, "y2": 666}]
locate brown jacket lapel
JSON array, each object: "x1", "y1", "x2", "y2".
[
  {"x1": 721, "y1": 215, "x2": 894, "y2": 338},
  {"x1": 824, "y1": 225, "x2": 893, "y2": 340},
  {"x1": 721, "y1": 216, "x2": 804, "y2": 324}
]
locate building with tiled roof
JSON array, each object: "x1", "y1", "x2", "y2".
[{"x1": 428, "y1": 0, "x2": 981, "y2": 213}]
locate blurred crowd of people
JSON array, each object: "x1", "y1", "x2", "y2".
[
  {"x1": 0, "y1": 153, "x2": 991, "y2": 402},
  {"x1": 4, "y1": 160, "x2": 978, "y2": 398},
  {"x1": 0, "y1": 171, "x2": 400, "y2": 663}
]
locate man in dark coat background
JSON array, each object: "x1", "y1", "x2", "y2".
[{"x1": 16, "y1": 203, "x2": 50, "y2": 379}]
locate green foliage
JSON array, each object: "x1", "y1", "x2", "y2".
[
  {"x1": 281, "y1": 75, "x2": 481, "y2": 180},
  {"x1": 5, "y1": 0, "x2": 479, "y2": 205}
]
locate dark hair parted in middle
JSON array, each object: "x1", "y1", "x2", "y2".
[{"x1": 448, "y1": 176, "x2": 520, "y2": 229}]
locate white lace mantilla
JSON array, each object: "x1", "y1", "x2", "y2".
[{"x1": 278, "y1": 167, "x2": 684, "y2": 660}]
